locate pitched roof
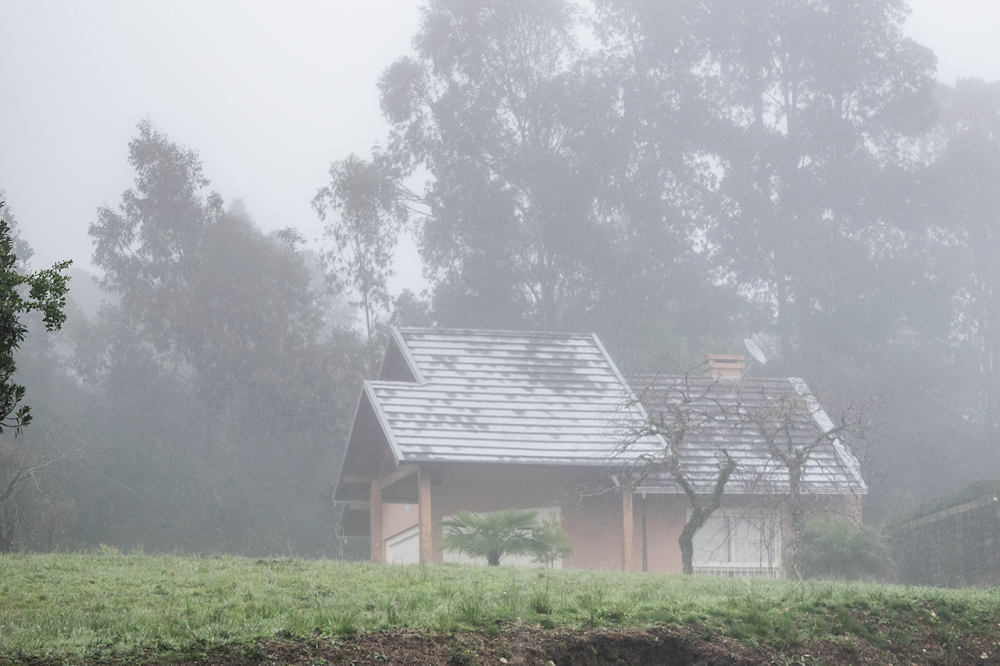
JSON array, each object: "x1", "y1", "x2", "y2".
[
  {"x1": 333, "y1": 328, "x2": 866, "y2": 504},
  {"x1": 365, "y1": 327, "x2": 660, "y2": 466},
  {"x1": 628, "y1": 374, "x2": 867, "y2": 495}
]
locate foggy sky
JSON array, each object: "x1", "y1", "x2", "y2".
[{"x1": 1, "y1": 0, "x2": 998, "y2": 296}]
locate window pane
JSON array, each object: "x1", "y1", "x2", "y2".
[
  {"x1": 692, "y1": 510, "x2": 782, "y2": 571},
  {"x1": 693, "y1": 513, "x2": 730, "y2": 564}
]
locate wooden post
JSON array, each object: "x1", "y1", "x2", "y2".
[
  {"x1": 418, "y1": 466, "x2": 433, "y2": 564},
  {"x1": 622, "y1": 488, "x2": 634, "y2": 572},
  {"x1": 369, "y1": 480, "x2": 383, "y2": 563},
  {"x1": 641, "y1": 494, "x2": 648, "y2": 573}
]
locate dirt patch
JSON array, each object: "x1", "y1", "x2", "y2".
[
  {"x1": 170, "y1": 622, "x2": 1000, "y2": 666},
  {"x1": 11, "y1": 623, "x2": 1000, "y2": 666}
]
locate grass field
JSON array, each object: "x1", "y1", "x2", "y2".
[{"x1": 1, "y1": 551, "x2": 999, "y2": 663}]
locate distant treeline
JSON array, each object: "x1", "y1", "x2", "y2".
[{"x1": 4, "y1": 0, "x2": 1000, "y2": 555}]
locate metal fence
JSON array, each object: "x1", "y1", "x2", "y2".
[{"x1": 892, "y1": 494, "x2": 1000, "y2": 588}]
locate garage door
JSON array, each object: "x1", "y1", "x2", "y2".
[{"x1": 386, "y1": 526, "x2": 419, "y2": 564}]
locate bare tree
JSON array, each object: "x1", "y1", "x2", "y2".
[
  {"x1": 0, "y1": 435, "x2": 83, "y2": 552},
  {"x1": 739, "y1": 379, "x2": 872, "y2": 579},
  {"x1": 619, "y1": 366, "x2": 872, "y2": 578},
  {"x1": 621, "y1": 371, "x2": 738, "y2": 575}
]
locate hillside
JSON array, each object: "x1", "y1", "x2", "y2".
[{"x1": 1, "y1": 553, "x2": 998, "y2": 665}]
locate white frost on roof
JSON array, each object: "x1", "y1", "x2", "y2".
[
  {"x1": 365, "y1": 328, "x2": 662, "y2": 465},
  {"x1": 342, "y1": 328, "x2": 865, "y2": 497}
]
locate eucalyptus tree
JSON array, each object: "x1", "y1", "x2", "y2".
[
  {"x1": 588, "y1": 0, "x2": 752, "y2": 357},
  {"x1": 379, "y1": 0, "x2": 619, "y2": 329},
  {"x1": 313, "y1": 153, "x2": 406, "y2": 345},
  {"x1": 910, "y1": 80, "x2": 1000, "y2": 476},
  {"x1": 698, "y1": 0, "x2": 937, "y2": 367}
]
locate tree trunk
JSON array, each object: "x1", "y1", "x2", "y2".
[
  {"x1": 676, "y1": 455, "x2": 737, "y2": 575},
  {"x1": 786, "y1": 456, "x2": 805, "y2": 580}
]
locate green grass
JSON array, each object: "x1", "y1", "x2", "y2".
[{"x1": 1, "y1": 552, "x2": 999, "y2": 663}]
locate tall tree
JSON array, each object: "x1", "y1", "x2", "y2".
[
  {"x1": 313, "y1": 153, "x2": 405, "y2": 344},
  {"x1": 86, "y1": 123, "x2": 365, "y2": 555},
  {"x1": 379, "y1": 0, "x2": 618, "y2": 329},
  {"x1": 910, "y1": 80, "x2": 1000, "y2": 478},
  {"x1": 701, "y1": 0, "x2": 937, "y2": 367},
  {"x1": 90, "y1": 120, "x2": 219, "y2": 363}
]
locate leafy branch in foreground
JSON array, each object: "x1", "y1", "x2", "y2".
[
  {"x1": 0, "y1": 198, "x2": 76, "y2": 551},
  {"x1": 0, "y1": 201, "x2": 71, "y2": 435}
]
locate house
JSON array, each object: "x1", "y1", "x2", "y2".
[{"x1": 333, "y1": 328, "x2": 866, "y2": 575}]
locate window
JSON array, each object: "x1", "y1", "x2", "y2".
[{"x1": 692, "y1": 510, "x2": 782, "y2": 578}]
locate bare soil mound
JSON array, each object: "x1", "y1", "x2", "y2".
[{"x1": 29, "y1": 622, "x2": 987, "y2": 666}]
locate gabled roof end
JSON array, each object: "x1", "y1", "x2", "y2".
[{"x1": 377, "y1": 326, "x2": 426, "y2": 383}]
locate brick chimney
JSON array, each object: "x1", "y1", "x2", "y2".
[{"x1": 703, "y1": 354, "x2": 745, "y2": 378}]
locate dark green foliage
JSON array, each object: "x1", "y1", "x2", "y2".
[
  {"x1": 0, "y1": 201, "x2": 70, "y2": 435},
  {"x1": 0, "y1": 199, "x2": 75, "y2": 553}
]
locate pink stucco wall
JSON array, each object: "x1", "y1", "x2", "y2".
[
  {"x1": 631, "y1": 495, "x2": 686, "y2": 573},
  {"x1": 430, "y1": 464, "x2": 625, "y2": 569},
  {"x1": 374, "y1": 464, "x2": 628, "y2": 569},
  {"x1": 374, "y1": 463, "x2": 863, "y2": 573},
  {"x1": 382, "y1": 502, "x2": 418, "y2": 542}
]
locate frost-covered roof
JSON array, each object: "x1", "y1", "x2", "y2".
[
  {"x1": 366, "y1": 327, "x2": 659, "y2": 465},
  {"x1": 333, "y1": 328, "x2": 865, "y2": 504}
]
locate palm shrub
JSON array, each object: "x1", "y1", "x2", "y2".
[{"x1": 438, "y1": 509, "x2": 558, "y2": 566}]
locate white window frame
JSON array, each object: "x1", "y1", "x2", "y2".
[{"x1": 691, "y1": 508, "x2": 782, "y2": 578}]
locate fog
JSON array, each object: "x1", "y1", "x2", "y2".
[
  {"x1": 2, "y1": 0, "x2": 1000, "y2": 573},
  {"x1": 3, "y1": 0, "x2": 1000, "y2": 284}
]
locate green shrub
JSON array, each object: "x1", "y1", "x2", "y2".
[{"x1": 799, "y1": 520, "x2": 895, "y2": 582}]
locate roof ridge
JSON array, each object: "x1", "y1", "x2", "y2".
[{"x1": 396, "y1": 327, "x2": 597, "y2": 339}]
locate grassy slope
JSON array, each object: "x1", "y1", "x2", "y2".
[{"x1": 1, "y1": 552, "x2": 998, "y2": 663}]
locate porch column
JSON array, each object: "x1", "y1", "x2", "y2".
[
  {"x1": 369, "y1": 479, "x2": 383, "y2": 563},
  {"x1": 418, "y1": 466, "x2": 433, "y2": 564},
  {"x1": 622, "y1": 487, "x2": 634, "y2": 571}
]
